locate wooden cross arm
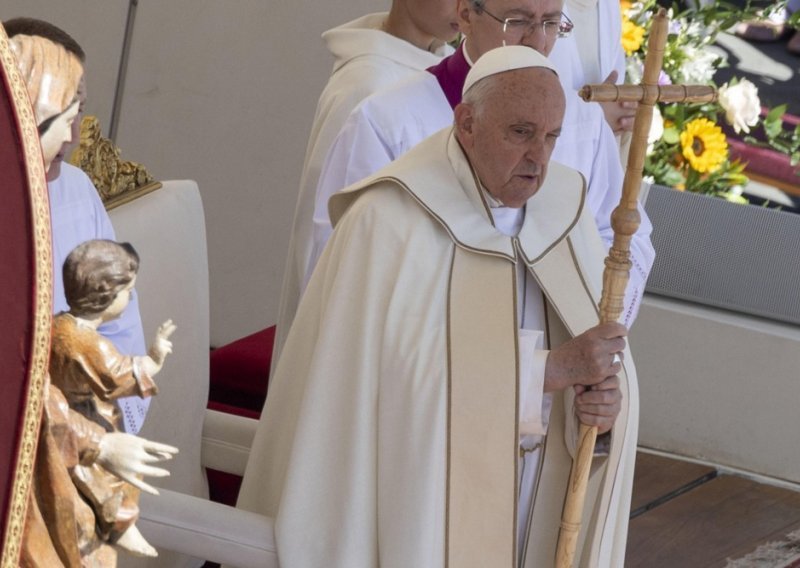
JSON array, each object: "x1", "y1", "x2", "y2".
[{"x1": 579, "y1": 83, "x2": 717, "y2": 105}]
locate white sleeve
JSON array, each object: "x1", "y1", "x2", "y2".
[
  {"x1": 585, "y1": 121, "x2": 655, "y2": 327},
  {"x1": 519, "y1": 330, "x2": 551, "y2": 436},
  {"x1": 306, "y1": 106, "x2": 397, "y2": 291}
]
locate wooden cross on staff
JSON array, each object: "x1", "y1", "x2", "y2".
[{"x1": 554, "y1": 8, "x2": 717, "y2": 567}]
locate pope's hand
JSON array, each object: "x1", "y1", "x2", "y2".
[
  {"x1": 573, "y1": 375, "x2": 622, "y2": 433},
  {"x1": 544, "y1": 322, "x2": 626, "y2": 393},
  {"x1": 96, "y1": 433, "x2": 179, "y2": 495}
]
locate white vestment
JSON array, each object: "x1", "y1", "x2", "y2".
[
  {"x1": 238, "y1": 128, "x2": 639, "y2": 568},
  {"x1": 554, "y1": 0, "x2": 632, "y2": 166},
  {"x1": 275, "y1": 13, "x2": 452, "y2": 365},
  {"x1": 303, "y1": 55, "x2": 654, "y2": 335},
  {"x1": 554, "y1": 0, "x2": 626, "y2": 89}
]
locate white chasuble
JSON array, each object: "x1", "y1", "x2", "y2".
[{"x1": 238, "y1": 128, "x2": 638, "y2": 568}]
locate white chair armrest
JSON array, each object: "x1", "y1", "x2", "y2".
[
  {"x1": 201, "y1": 409, "x2": 258, "y2": 475},
  {"x1": 138, "y1": 489, "x2": 277, "y2": 568}
]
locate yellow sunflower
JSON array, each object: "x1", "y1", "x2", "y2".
[
  {"x1": 679, "y1": 118, "x2": 728, "y2": 173},
  {"x1": 621, "y1": 16, "x2": 645, "y2": 55}
]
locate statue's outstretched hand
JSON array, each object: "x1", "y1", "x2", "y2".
[
  {"x1": 97, "y1": 432, "x2": 179, "y2": 495},
  {"x1": 148, "y1": 319, "x2": 177, "y2": 365}
]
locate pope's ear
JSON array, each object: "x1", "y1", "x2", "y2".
[{"x1": 454, "y1": 102, "x2": 475, "y2": 142}]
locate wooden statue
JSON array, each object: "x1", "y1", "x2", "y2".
[
  {"x1": 8, "y1": 33, "x2": 82, "y2": 173},
  {"x1": 46, "y1": 239, "x2": 177, "y2": 561},
  {"x1": 21, "y1": 379, "x2": 177, "y2": 567},
  {"x1": 554, "y1": 9, "x2": 718, "y2": 567}
]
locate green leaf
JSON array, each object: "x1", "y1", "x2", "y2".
[
  {"x1": 765, "y1": 104, "x2": 787, "y2": 124},
  {"x1": 663, "y1": 127, "x2": 681, "y2": 145},
  {"x1": 662, "y1": 169, "x2": 686, "y2": 189}
]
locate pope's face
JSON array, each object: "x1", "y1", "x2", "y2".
[
  {"x1": 40, "y1": 100, "x2": 80, "y2": 177},
  {"x1": 408, "y1": 0, "x2": 461, "y2": 44},
  {"x1": 455, "y1": 68, "x2": 565, "y2": 208},
  {"x1": 47, "y1": 75, "x2": 86, "y2": 181},
  {"x1": 458, "y1": 0, "x2": 564, "y2": 59}
]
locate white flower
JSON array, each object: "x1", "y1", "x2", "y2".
[
  {"x1": 647, "y1": 105, "x2": 664, "y2": 153},
  {"x1": 718, "y1": 78, "x2": 761, "y2": 134},
  {"x1": 626, "y1": 54, "x2": 644, "y2": 84},
  {"x1": 678, "y1": 47, "x2": 719, "y2": 84}
]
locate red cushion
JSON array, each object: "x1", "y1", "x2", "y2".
[
  {"x1": 729, "y1": 139, "x2": 800, "y2": 188},
  {"x1": 208, "y1": 326, "x2": 275, "y2": 414},
  {"x1": 726, "y1": 111, "x2": 800, "y2": 190},
  {"x1": 206, "y1": 468, "x2": 243, "y2": 508}
]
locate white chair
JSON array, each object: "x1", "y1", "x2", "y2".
[{"x1": 109, "y1": 181, "x2": 278, "y2": 567}]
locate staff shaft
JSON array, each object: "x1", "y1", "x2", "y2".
[{"x1": 555, "y1": 8, "x2": 671, "y2": 567}]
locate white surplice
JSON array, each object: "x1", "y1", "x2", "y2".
[
  {"x1": 275, "y1": 13, "x2": 452, "y2": 366},
  {"x1": 306, "y1": 56, "x2": 654, "y2": 331},
  {"x1": 554, "y1": 0, "x2": 626, "y2": 89},
  {"x1": 238, "y1": 128, "x2": 639, "y2": 568},
  {"x1": 554, "y1": 0, "x2": 633, "y2": 166}
]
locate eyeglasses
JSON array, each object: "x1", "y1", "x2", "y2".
[{"x1": 478, "y1": 7, "x2": 574, "y2": 41}]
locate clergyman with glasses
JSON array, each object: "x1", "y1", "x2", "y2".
[{"x1": 288, "y1": 0, "x2": 654, "y2": 346}]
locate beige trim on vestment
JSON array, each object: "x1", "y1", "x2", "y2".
[{"x1": 447, "y1": 246, "x2": 519, "y2": 568}]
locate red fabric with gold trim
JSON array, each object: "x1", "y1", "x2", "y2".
[{"x1": 0, "y1": 47, "x2": 38, "y2": 544}]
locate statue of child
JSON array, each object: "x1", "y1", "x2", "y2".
[{"x1": 49, "y1": 239, "x2": 176, "y2": 557}]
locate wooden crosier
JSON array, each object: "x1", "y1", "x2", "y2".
[{"x1": 554, "y1": 9, "x2": 717, "y2": 567}]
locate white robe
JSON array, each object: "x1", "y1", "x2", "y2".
[
  {"x1": 275, "y1": 13, "x2": 452, "y2": 366},
  {"x1": 308, "y1": 60, "x2": 654, "y2": 331},
  {"x1": 238, "y1": 128, "x2": 639, "y2": 568},
  {"x1": 554, "y1": 0, "x2": 632, "y2": 166},
  {"x1": 554, "y1": 0, "x2": 626, "y2": 89}
]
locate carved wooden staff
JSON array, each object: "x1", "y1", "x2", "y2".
[{"x1": 554, "y1": 8, "x2": 717, "y2": 567}]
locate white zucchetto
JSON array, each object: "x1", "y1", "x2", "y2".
[{"x1": 462, "y1": 45, "x2": 559, "y2": 97}]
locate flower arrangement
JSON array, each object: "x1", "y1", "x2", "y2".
[{"x1": 621, "y1": 0, "x2": 799, "y2": 203}]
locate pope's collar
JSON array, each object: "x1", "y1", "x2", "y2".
[{"x1": 445, "y1": 131, "x2": 586, "y2": 264}]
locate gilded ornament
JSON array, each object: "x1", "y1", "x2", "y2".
[{"x1": 69, "y1": 116, "x2": 161, "y2": 210}]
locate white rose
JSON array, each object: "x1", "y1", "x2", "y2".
[{"x1": 718, "y1": 79, "x2": 761, "y2": 134}]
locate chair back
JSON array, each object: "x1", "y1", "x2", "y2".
[{"x1": 111, "y1": 180, "x2": 210, "y2": 568}]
